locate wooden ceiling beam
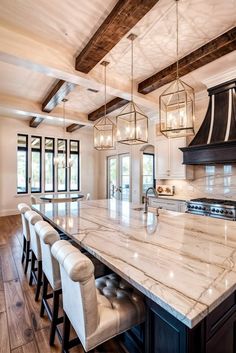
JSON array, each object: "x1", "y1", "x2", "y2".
[
  {"x1": 29, "y1": 116, "x2": 44, "y2": 128},
  {"x1": 138, "y1": 27, "x2": 236, "y2": 94},
  {"x1": 66, "y1": 124, "x2": 85, "y2": 132},
  {"x1": 88, "y1": 97, "x2": 128, "y2": 121},
  {"x1": 75, "y1": 0, "x2": 159, "y2": 73},
  {"x1": 42, "y1": 80, "x2": 76, "y2": 113}
]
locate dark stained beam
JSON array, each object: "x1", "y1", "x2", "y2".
[
  {"x1": 75, "y1": 0, "x2": 159, "y2": 73},
  {"x1": 66, "y1": 124, "x2": 85, "y2": 133},
  {"x1": 42, "y1": 80, "x2": 76, "y2": 113},
  {"x1": 29, "y1": 117, "x2": 44, "y2": 128},
  {"x1": 138, "y1": 27, "x2": 236, "y2": 94},
  {"x1": 88, "y1": 97, "x2": 128, "y2": 121}
]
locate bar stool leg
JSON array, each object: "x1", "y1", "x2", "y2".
[
  {"x1": 21, "y1": 237, "x2": 26, "y2": 264},
  {"x1": 35, "y1": 260, "x2": 42, "y2": 301},
  {"x1": 29, "y1": 252, "x2": 36, "y2": 286},
  {"x1": 61, "y1": 311, "x2": 70, "y2": 353},
  {"x1": 49, "y1": 289, "x2": 60, "y2": 346},
  {"x1": 40, "y1": 273, "x2": 48, "y2": 317},
  {"x1": 24, "y1": 240, "x2": 31, "y2": 274}
]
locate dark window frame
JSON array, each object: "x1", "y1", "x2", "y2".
[
  {"x1": 31, "y1": 135, "x2": 42, "y2": 193},
  {"x1": 57, "y1": 138, "x2": 67, "y2": 192},
  {"x1": 69, "y1": 140, "x2": 80, "y2": 191},
  {"x1": 142, "y1": 152, "x2": 155, "y2": 192},
  {"x1": 17, "y1": 134, "x2": 28, "y2": 194},
  {"x1": 44, "y1": 137, "x2": 55, "y2": 192}
]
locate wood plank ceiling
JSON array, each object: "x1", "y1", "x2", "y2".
[
  {"x1": 38, "y1": 0, "x2": 159, "y2": 128},
  {"x1": 0, "y1": 0, "x2": 235, "y2": 127}
]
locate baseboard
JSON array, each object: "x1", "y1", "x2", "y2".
[{"x1": 0, "y1": 209, "x2": 19, "y2": 217}]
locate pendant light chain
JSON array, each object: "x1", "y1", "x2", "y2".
[
  {"x1": 131, "y1": 37, "x2": 134, "y2": 102},
  {"x1": 176, "y1": 0, "x2": 179, "y2": 79},
  {"x1": 104, "y1": 62, "x2": 107, "y2": 123},
  {"x1": 63, "y1": 99, "x2": 66, "y2": 136}
]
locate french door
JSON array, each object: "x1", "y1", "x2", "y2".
[{"x1": 107, "y1": 154, "x2": 131, "y2": 201}]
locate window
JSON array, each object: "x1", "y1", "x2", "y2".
[
  {"x1": 17, "y1": 134, "x2": 28, "y2": 194},
  {"x1": 31, "y1": 136, "x2": 42, "y2": 193},
  {"x1": 142, "y1": 153, "x2": 154, "y2": 193},
  {"x1": 57, "y1": 139, "x2": 67, "y2": 192},
  {"x1": 69, "y1": 140, "x2": 80, "y2": 191},
  {"x1": 45, "y1": 138, "x2": 55, "y2": 192},
  {"x1": 16, "y1": 134, "x2": 80, "y2": 194}
]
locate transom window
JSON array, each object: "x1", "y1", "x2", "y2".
[{"x1": 17, "y1": 134, "x2": 80, "y2": 194}]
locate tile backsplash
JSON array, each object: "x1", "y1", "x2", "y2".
[{"x1": 164, "y1": 165, "x2": 236, "y2": 200}]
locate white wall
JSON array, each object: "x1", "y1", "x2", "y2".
[{"x1": 0, "y1": 117, "x2": 99, "y2": 216}]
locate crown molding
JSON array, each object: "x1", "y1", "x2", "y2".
[{"x1": 202, "y1": 68, "x2": 236, "y2": 88}]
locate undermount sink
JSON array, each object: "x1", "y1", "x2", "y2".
[
  {"x1": 132, "y1": 207, "x2": 144, "y2": 211},
  {"x1": 133, "y1": 206, "x2": 160, "y2": 215}
]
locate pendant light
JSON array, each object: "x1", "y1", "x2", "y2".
[
  {"x1": 116, "y1": 34, "x2": 148, "y2": 145},
  {"x1": 94, "y1": 61, "x2": 115, "y2": 150},
  {"x1": 54, "y1": 98, "x2": 73, "y2": 168},
  {"x1": 159, "y1": 0, "x2": 195, "y2": 138}
]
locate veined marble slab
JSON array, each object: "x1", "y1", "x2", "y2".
[{"x1": 33, "y1": 199, "x2": 236, "y2": 328}]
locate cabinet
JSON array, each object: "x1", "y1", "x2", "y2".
[
  {"x1": 149, "y1": 197, "x2": 186, "y2": 212},
  {"x1": 155, "y1": 137, "x2": 193, "y2": 180}
]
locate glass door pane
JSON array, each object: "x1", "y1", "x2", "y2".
[
  {"x1": 120, "y1": 154, "x2": 130, "y2": 201},
  {"x1": 108, "y1": 156, "x2": 117, "y2": 199}
]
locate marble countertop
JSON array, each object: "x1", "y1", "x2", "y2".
[{"x1": 33, "y1": 199, "x2": 236, "y2": 328}]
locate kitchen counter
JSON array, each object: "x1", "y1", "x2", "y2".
[{"x1": 33, "y1": 199, "x2": 236, "y2": 329}]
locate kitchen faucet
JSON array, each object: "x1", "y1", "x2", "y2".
[{"x1": 144, "y1": 187, "x2": 159, "y2": 214}]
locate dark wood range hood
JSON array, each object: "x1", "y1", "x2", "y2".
[{"x1": 180, "y1": 79, "x2": 236, "y2": 164}]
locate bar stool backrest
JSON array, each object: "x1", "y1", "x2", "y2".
[
  {"x1": 35, "y1": 221, "x2": 61, "y2": 290},
  {"x1": 18, "y1": 203, "x2": 31, "y2": 241},
  {"x1": 25, "y1": 210, "x2": 42, "y2": 260},
  {"x1": 52, "y1": 240, "x2": 99, "y2": 345}
]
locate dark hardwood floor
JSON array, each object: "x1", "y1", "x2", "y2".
[{"x1": 0, "y1": 215, "x2": 128, "y2": 353}]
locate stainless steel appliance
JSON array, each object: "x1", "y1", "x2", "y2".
[{"x1": 186, "y1": 198, "x2": 236, "y2": 221}]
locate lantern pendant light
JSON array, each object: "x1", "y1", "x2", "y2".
[
  {"x1": 54, "y1": 98, "x2": 73, "y2": 168},
  {"x1": 94, "y1": 61, "x2": 115, "y2": 150},
  {"x1": 159, "y1": 0, "x2": 195, "y2": 138},
  {"x1": 116, "y1": 34, "x2": 148, "y2": 145}
]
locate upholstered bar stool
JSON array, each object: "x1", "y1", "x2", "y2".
[
  {"x1": 18, "y1": 203, "x2": 31, "y2": 274},
  {"x1": 35, "y1": 221, "x2": 63, "y2": 346},
  {"x1": 25, "y1": 210, "x2": 43, "y2": 301},
  {"x1": 52, "y1": 240, "x2": 146, "y2": 353}
]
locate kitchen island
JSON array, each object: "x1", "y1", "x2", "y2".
[{"x1": 33, "y1": 199, "x2": 236, "y2": 353}]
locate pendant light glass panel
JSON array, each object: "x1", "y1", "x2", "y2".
[
  {"x1": 160, "y1": 78, "x2": 195, "y2": 138},
  {"x1": 159, "y1": 0, "x2": 195, "y2": 138},
  {"x1": 93, "y1": 61, "x2": 115, "y2": 151},
  {"x1": 94, "y1": 116, "x2": 115, "y2": 150},
  {"x1": 116, "y1": 34, "x2": 148, "y2": 145},
  {"x1": 116, "y1": 102, "x2": 148, "y2": 145}
]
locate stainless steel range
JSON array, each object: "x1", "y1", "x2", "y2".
[{"x1": 186, "y1": 198, "x2": 236, "y2": 221}]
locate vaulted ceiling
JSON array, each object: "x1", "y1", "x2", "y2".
[{"x1": 0, "y1": 0, "x2": 235, "y2": 129}]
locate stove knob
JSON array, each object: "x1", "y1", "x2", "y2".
[
  {"x1": 195, "y1": 206, "x2": 199, "y2": 209},
  {"x1": 229, "y1": 211, "x2": 233, "y2": 215},
  {"x1": 187, "y1": 204, "x2": 190, "y2": 208},
  {"x1": 220, "y1": 210, "x2": 224, "y2": 214},
  {"x1": 203, "y1": 207, "x2": 206, "y2": 210},
  {"x1": 216, "y1": 209, "x2": 219, "y2": 213},
  {"x1": 225, "y1": 210, "x2": 228, "y2": 214},
  {"x1": 212, "y1": 208, "x2": 215, "y2": 212}
]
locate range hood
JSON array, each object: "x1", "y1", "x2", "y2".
[{"x1": 180, "y1": 79, "x2": 236, "y2": 164}]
